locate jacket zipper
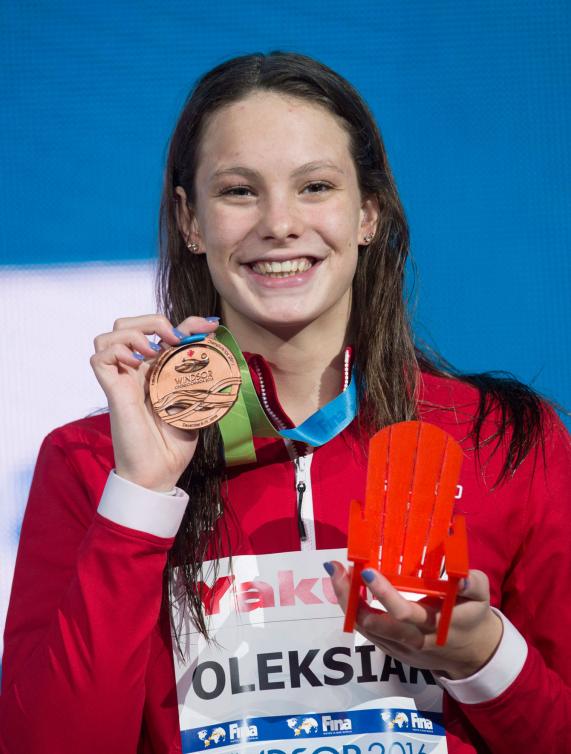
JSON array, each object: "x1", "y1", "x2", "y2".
[
  {"x1": 293, "y1": 452, "x2": 315, "y2": 551},
  {"x1": 254, "y1": 360, "x2": 317, "y2": 551}
]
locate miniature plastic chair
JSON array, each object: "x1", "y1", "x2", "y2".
[{"x1": 343, "y1": 421, "x2": 468, "y2": 645}]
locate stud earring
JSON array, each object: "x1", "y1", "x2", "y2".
[
  {"x1": 187, "y1": 242, "x2": 199, "y2": 253},
  {"x1": 363, "y1": 233, "x2": 374, "y2": 243}
]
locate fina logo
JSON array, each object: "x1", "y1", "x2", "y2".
[
  {"x1": 321, "y1": 715, "x2": 352, "y2": 733},
  {"x1": 198, "y1": 727, "x2": 226, "y2": 747},
  {"x1": 287, "y1": 717, "x2": 319, "y2": 736},
  {"x1": 381, "y1": 711, "x2": 434, "y2": 732}
]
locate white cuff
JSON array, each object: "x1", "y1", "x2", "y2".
[
  {"x1": 97, "y1": 471, "x2": 189, "y2": 538},
  {"x1": 437, "y1": 608, "x2": 528, "y2": 704}
]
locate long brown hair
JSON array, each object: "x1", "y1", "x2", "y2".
[{"x1": 157, "y1": 51, "x2": 544, "y2": 637}]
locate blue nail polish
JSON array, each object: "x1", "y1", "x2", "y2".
[
  {"x1": 172, "y1": 328, "x2": 186, "y2": 339},
  {"x1": 178, "y1": 333, "x2": 207, "y2": 345},
  {"x1": 133, "y1": 351, "x2": 145, "y2": 361},
  {"x1": 149, "y1": 342, "x2": 162, "y2": 352},
  {"x1": 361, "y1": 569, "x2": 376, "y2": 584},
  {"x1": 323, "y1": 562, "x2": 335, "y2": 576},
  {"x1": 205, "y1": 316, "x2": 220, "y2": 322}
]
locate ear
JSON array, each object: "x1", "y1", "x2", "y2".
[
  {"x1": 358, "y1": 196, "x2": 380, "y2": 245},
  {"x1": 174, "y1": 186, "x2": 204, "y2": 254}
]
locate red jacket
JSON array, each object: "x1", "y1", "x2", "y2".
[{"x1": 1, "y1": 370, "x2": 571, "y2": 753}]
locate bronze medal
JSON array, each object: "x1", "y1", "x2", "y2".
[{"x1": 148, "y1": 337, "x2": 242, "y2": 430}]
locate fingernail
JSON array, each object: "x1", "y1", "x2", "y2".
[
  {"x1": 205, "y1": 316, "x2": 220, "y2": 322},
  {"x1": 173, "y1": 328, "x2": 186, "y2": 339},
  {"x1": 361, "y1": 569, "x2": 376, "y2": 584},
  {"x1": 178, "y1": 333, "x2": 207, "y2": 345},
  {"x1": 323, "y1": 562, "x2": 335, "y2": 576},
  {"x1": 460, "y1": 577, "x2": 470, "y2": 591},
  {"x1": 149, "y1": 342, "x2": 162, "y2": 352},
  {"x1": 133, "y1": 351, "x2": 145, "y2": 361}
]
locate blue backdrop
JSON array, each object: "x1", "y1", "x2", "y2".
[
  {"x1": 2, "y1": 0, "x2": 569, "y2": 400},
  {"x1": 0, "y1": 0, "x2": 569, "y2": 655}
]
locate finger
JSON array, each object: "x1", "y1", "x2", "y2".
[
  {"x1": 94, "y1": 329, "x2": 165, "y2": 357},
  {"x1": 358, "y1": 633, "x2": 427, "y2": 658},
  {"x1": 175, "y1": 314, "x2": 220, "y2": 336},
  {"x1": 112, "y1": 314, "x2": 219, "y2": 345},
  {"x1": 325, "y1": 561, "x2": 389, "y2": 632},
  {"x1": 325, "y1": 560, "x2": 352, "y2": 612},
  {"x1": 326, "y1": 563, "x2": 433, "y2": 647},
  {"x1": 112, "y1": 314, "x2": 174, "y2": 336},
  {"x1": 112, "y1": 314, "x2": 183, "y2": 349},
  {"x1": 91, "y1": 342, "x2": 150, "y2": 371},
  {"x1": 360, "y1": 568, "x2": 431, "y2": 626},
  {"x1": 457, "y1": 570, "x2": 490, "y2": 603},
  {"x1": 359, "y1": 610, "x2": 429, "y2": 649}
]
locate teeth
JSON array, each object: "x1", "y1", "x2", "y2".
[{"x1": 251, "y1": 257, "x2": 313, "y2": 276}]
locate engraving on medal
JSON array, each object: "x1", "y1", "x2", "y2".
[{"x1": 148, "y1": 338, "x2": 241, "y2": 430}]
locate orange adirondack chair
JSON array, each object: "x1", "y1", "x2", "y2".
[{"x1": 343, "y1": 421, "x2": 468, "y2": 645}]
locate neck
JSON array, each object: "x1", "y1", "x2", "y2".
[{"x1": 222, "y1": 305, "x2": 350, "y2": 426}]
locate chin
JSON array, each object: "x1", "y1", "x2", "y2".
[
  {"x1": 234, "y1": 304, "x2": 318, "y2": 332},
  {"x1": 257, "y1": 312, "x2": 316, "y2": 330}
]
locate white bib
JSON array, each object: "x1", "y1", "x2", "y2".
[{"x1": 172, "y1": 548, "x2": 447, "y2": 754}]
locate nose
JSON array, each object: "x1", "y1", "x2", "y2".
[{"x1": 257, "y1": 191, "x2": 303, "y2": 242}]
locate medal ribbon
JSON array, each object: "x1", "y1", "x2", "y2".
[{"x1": 214, "y1": 326, "x2": 359, "y2": 466}]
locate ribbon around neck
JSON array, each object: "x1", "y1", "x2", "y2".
[{"x1": 215, "y1": 326, "x2": 359, "y2": 466}]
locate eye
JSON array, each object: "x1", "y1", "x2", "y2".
[
  {"x1": 219, "y1": 185, "x2": 255, "y2": 198},
  {"x1": 302, "y1": 181, "x2": 334, "y2": 194}
]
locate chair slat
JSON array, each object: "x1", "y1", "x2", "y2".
[
  {"x1": 422, "y1": 436, "x2": 463, "y2": 577},
  {"x1": 400, "y1": 423, "x2": 449, "y2": 577},
  {"x1": 364, "y1": 428, "x2": 391, "y2": 567},
  {"x1": 380, "y1": 422, "x2": 420, "y2": 576}
]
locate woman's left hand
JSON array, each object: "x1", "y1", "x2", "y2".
[{"x1": 326, "y1": 562, "x2": 503, "y2": 680}]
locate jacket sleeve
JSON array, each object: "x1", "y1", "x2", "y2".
[
  {"x1": 0, "y1": 429, "x2": 186, "y2": 754},
  {"x1": 445, "y1": 413, "x2": 571, "y2": 752}
]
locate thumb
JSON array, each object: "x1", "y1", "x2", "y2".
[{"x1": 458, "y1": 569, "x2": 490, "y2": 603}]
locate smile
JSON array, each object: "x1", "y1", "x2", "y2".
[{"x1": 249, "y1": 257, "x2": 315, "y2": 278}]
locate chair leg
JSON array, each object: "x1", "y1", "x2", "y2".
[
  {"x1": 343, "y1": 563, "x2": 364, "y2": 633},
  {"x1": 436, "y1": 578, "x2": 459, "y2": 645}
]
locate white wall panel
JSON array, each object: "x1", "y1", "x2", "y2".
[{"x1": 0, "y1": 262, "x2": 155, "y2": 655}]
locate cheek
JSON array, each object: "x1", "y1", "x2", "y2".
[
  {"x1": 318, "y1": 216, "x2": 360, "y2": 255},
  {"x1": 308, "y1": 197, "x2": 361, "y2": 245},
  {"x1": 203, "y1": 206, "x2": 255, "y2": 249}
]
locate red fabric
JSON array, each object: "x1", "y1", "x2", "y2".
[{"x1": 1, "y1": 371, "x2": 571, "y2": 753}]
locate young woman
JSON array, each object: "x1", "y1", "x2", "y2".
[{"x1": 1, "y1": 52, "x2": 570, "y2": 754}]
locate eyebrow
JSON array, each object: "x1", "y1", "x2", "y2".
[{"x1": 210, "y1": 160, "x2": 345, "y2": 181}]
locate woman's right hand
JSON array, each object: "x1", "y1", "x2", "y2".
[{"x1": 90, "y1": 314, "x2": 219, "y2": 492}]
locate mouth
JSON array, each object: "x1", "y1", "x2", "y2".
[{"x1": 248, "y1": 256, "x2": 317, "y2": 278}]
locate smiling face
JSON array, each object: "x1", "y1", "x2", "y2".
[{"x1": 176, "y1": 91, "x2": 378, "y2": 335}]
